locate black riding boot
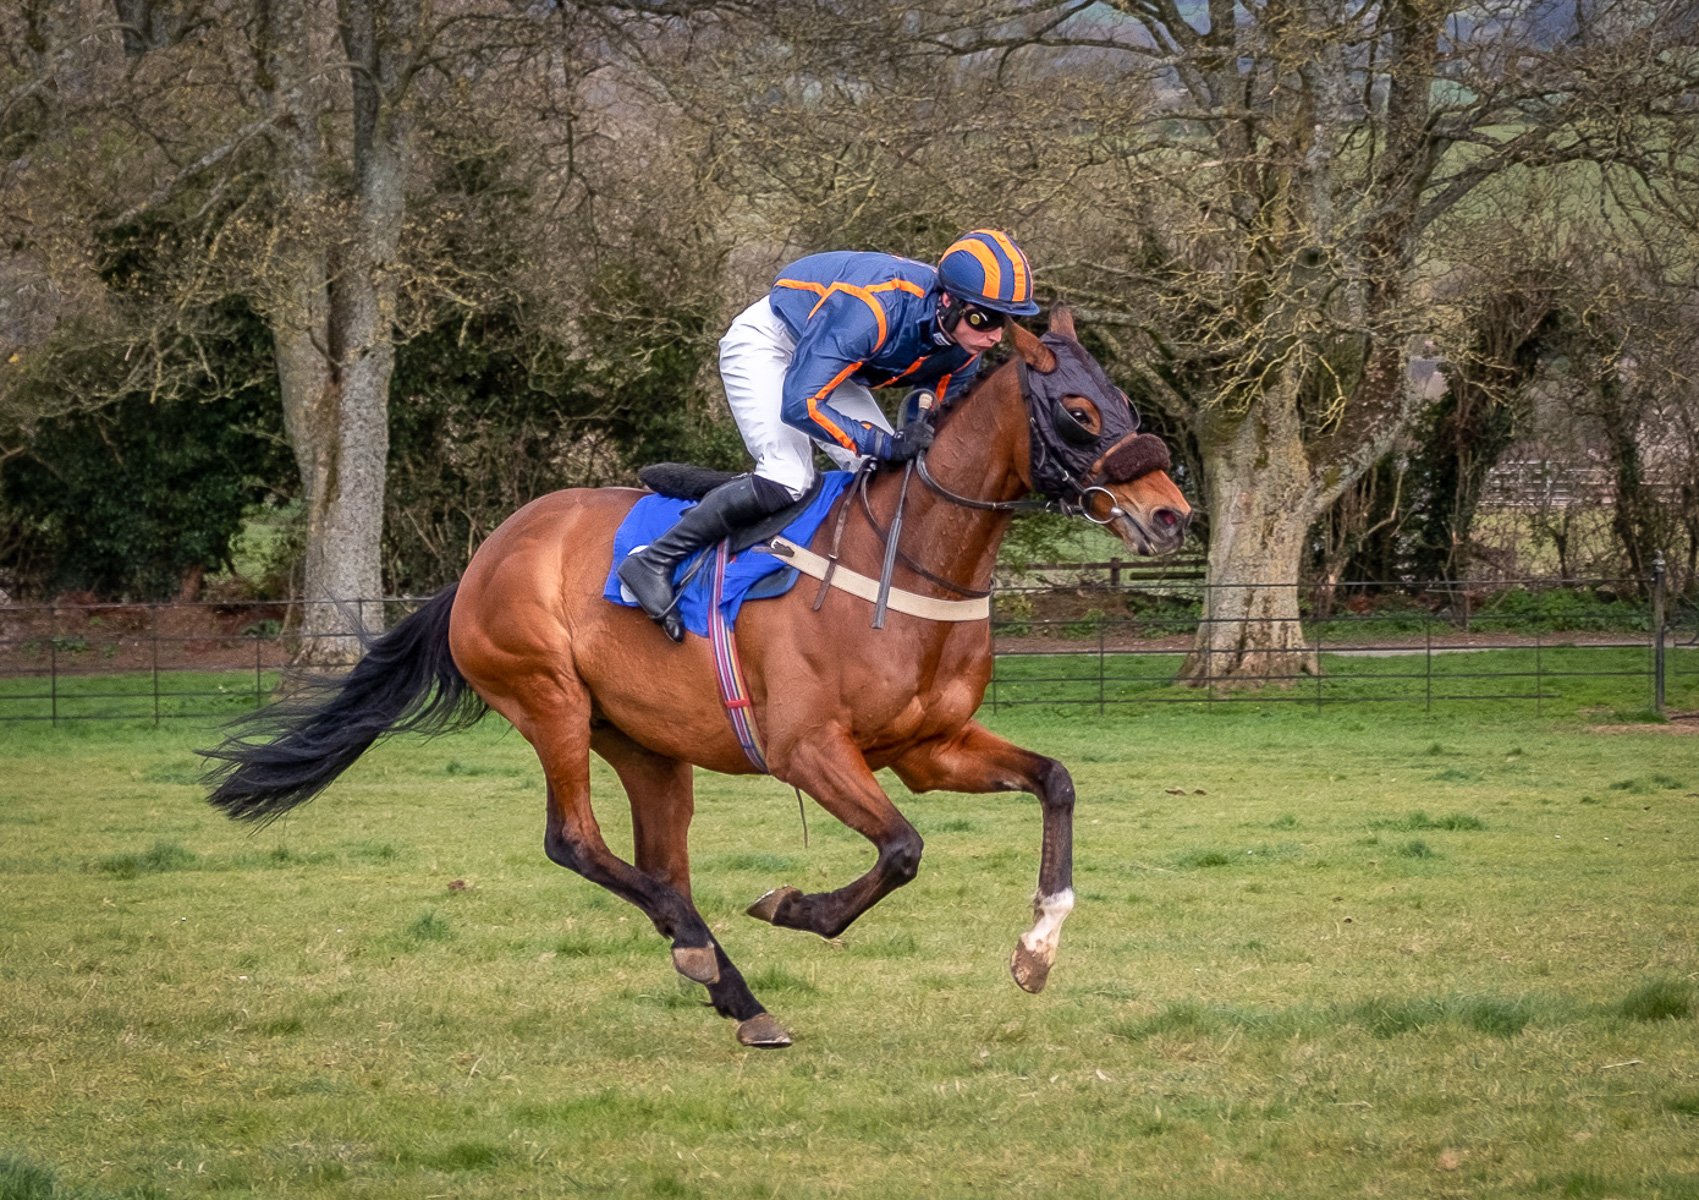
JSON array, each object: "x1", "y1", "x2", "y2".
[{"x1": 617, "y1": 474, "x2": 792, "y2": 642}]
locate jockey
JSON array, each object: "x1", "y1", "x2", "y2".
[{"x1": 619, "y1": 228, "x2": 1041, "y2": 642}]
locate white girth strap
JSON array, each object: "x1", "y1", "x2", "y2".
[{"x1": 766, "y1": 537, "x2": 990, "y2": 623}]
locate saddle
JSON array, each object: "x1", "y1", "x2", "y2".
[
  {"x1": 637, "y1": 464, "x2": 825, "y2": 555},
  {"x1": 603, "y1": 469, "x2": 856, "y2": 638}
]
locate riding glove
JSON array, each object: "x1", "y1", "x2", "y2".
[{"x1": 879, "y1": 417, "x2": 935, "y2": 463}]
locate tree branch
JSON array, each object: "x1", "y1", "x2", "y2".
[{"x1": 108, "y1": 116, "x2": 278, "y2": 228}]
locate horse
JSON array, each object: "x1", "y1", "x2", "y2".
[{"x1": 202, "y1": 305, "x2": 1192, "y2": 1048}]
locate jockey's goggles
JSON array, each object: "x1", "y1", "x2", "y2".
[{"x1": 960, "y1": 305, "x2": 1007, "y2": 332}]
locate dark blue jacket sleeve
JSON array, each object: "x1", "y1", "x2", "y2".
[{"x1": 779, "y1": 289, "x2": 892, "y2": 457}]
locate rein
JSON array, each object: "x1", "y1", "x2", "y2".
[
  {"x1": 914, "y1": 453, "x2": 1046, "y2": 514},
  {"x1": 816, "y1": 345, "x2": 1154, "y2": 628},
  {"x1": 855, "y1": 471, "x2": 992, "y2": 598},
  {"x1": 911, "y1": 356, "x2": 1131, "y2": 525}
]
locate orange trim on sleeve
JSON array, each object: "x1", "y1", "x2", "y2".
[
  {"x1": 874, "y1": 357, "x2": 928, "y2": 387},
  {"x1": 807, "y1": 361, "x2": 867, "y2": 452}
]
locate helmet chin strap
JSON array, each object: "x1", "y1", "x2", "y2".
[{"x1": 934, "y1": 293, "x2": 966, "y2": 345}]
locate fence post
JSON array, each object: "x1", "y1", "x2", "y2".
[
  {"x1": 1535, "y1": 627, "x2": 1543, "y2": 717},
  {"x1": 151, "y1": 603, "x2": 161, "y2": 726},
  {"x1": 1098, "y1": 621, "x2": 1106, "y2": 715},
  {"x1": 1312, "y1": 614, "x2": 1324, "y2": 710},
  {"x1": 1652, "y1": 551, "x2": 1666, "y2": 716},
  {"x1": 1425, "y1": 616, "x2": 1433, "y2": 713}
]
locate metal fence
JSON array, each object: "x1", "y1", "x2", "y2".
[
  {"x1": 986, "y1": 558, "x2": 1694, "y2": 715},
  {"x1": 0, "y1": 568, "x2": 1693, "y2": 725},
  {"x1": 0, "y1": 598, "x2": 410, "y2": 725}
]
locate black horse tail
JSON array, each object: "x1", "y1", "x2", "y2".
[{"x1": 201, "y1": 584, "x2": 487, "y2": 826}]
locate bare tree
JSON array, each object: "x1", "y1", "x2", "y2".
[
  {"x1": 1, "y1": 0, "x2": 738, "y2": 658},
  {"x1": 7, "y1": 0, "x2": 1694, "y2": 671},
  {"x1": 0, "y1": 0, "x2": 434, "y2": 656},
  {"x1": 1560, "y1": 250, "x2": 1699, "y2": 594},
  {"x1": 635, "y1": 0, "x2": 1698, "y2": 679},
  {"x1": 924, "y1": 0, "x2": 1699, "y2": 682}
]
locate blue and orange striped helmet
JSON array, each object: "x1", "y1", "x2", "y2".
[{"x1": 936, "y1": 229, "x2": 1040, "y2": 316}]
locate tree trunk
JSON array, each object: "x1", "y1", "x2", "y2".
[
  {"x1": 259, "y1": 0, "x2": 412, "y2": 666},
  {"x1": 1179, "y1": 401, "x2": 1321, "y2": 685},
  {"x1": 281, "y1": 321, "x2": 389, "y2": 665},
  {"x1": 273, "y1": 256, "x2": 382, "y2": 665}
]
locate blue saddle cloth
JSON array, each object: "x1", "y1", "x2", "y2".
[{"x1": 603, "y1": 473, "x2": 854, "y2": 639}]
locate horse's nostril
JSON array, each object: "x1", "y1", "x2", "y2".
[{"x1": 1156, "y1": 508, "x2": 1179, "y2": 529}]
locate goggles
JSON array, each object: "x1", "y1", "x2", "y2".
[{"x1": 960, "y1": 305, "x2": 1007, "y2": 332}]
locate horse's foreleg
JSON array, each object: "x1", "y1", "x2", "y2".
[
  {"x1": 891, "y1": 721, "x2": 1075, "y2": 994},
  {"x1": 593, "y1": 726, "x2": 787, "y2": 1046},
  {"x1": 748, "y1": 729, "x2": 923, "y2": 941}
]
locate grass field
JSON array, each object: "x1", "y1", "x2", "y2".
[{"x1": 2, "y1": 699, "x2": 1697, "y2": 1198}]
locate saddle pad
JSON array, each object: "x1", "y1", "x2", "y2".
[{"x1": 603, "y1": 472, "x2": 856, "y2": 639}]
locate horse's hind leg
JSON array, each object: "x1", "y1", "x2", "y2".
[
  {"x1": 747, "y1": 727, "x2": 924, "y2": 940},
  {"x1": 593, "y1": 726, "x2": 789, "y2": 1047},
  {"x1": 521, "y1": 691, "x2": 725, "y2": 1000}
]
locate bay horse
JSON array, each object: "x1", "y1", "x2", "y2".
[{"x1": 203, "y1": 306, "x2": 1191, "y2": 1047}]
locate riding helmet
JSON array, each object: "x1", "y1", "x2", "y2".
[{"x1": 936, "y1": 229, "x2": 1040, "y2": 316}]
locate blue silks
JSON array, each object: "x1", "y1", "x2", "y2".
[{"x1": 603, "y1": 472, "x2": 855, "y2": 639}]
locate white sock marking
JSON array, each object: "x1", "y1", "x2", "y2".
[{"x1": 1019, "y1": 888, "x2": 1075, "y2": 961}]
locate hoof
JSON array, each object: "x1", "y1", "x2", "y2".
[
  {"x1": 1010, "y1": 942, "x2": 1053, "y2": 994},
  {"x1": 671, "y1": 944, "x2": 720, "y2": 985},
  {"x1": 746, "y1": 886, "x2": 801, "y2": 925},
  {"x1": 736, "y1": 1013, "x2": 793, "y2": 1048}
]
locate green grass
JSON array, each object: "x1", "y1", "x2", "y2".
[
  {"x1": 1616, "y1": 978, "x2": 1695, "y2": 1023},
  {"x1": 1, "y1": 701, "x2": 1697, "y2": 1198},
  {"x1": 1369, "y1": 811, "x2": 1488, "y2": 832}
]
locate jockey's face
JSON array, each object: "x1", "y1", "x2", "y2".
[{"x1": 941, "y1": 295, "x2": 1007, "y2": 354}]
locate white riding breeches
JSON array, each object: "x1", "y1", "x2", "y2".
[{"x1": 718, "y1": 297, "x2": 892, "y2": 499}]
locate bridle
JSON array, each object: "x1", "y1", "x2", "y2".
[
  {"x1": 845, "y1": 341, "x2": 1171, "y2": 623},
  {"x1": 911, "y1": 346, "x2": 1164, "y2": 525},
  {"x1": 914, "y1": 435, "x2": 1136, "y2": 526}
]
